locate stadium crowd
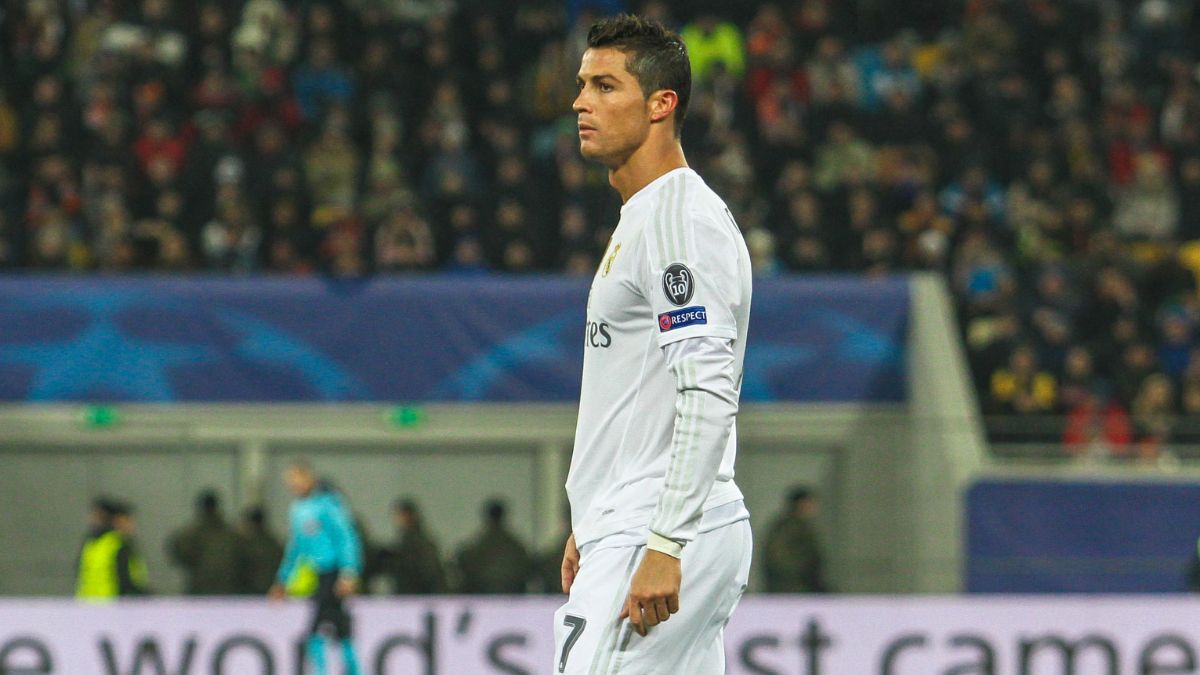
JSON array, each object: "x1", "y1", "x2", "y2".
[{"x1": 6, "y1": 0, "x2": 1200, "y2": 456}]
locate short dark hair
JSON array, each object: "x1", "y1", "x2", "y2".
[
  {"x1": 198, "y1": 489, "x2": 219, "y2": 514},
  {"x1": 245, "y1": 507, "x2": 266, "y2": 526},
  {"x1": 587, "y1": 14, "x2": 691, "y2": 137},
  {"x1": 484, "y1": 498, "x2": 507, "y2": 524},
  {"x1": 93, "y1": 497, "x2": 119, "y2": 518},
  {"x1": 787, "y1": 486, "x2": 814, "y2": 507}
]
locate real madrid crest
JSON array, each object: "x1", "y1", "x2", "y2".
[{"x1": 602, "y1": 242, "x2": 621, "y2": 277}]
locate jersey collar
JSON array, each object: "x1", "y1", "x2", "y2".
[{"x1": 621, "y1": 167, "x2": 695, "y2": 214}]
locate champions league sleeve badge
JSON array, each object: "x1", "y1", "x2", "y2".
[{"x1": 662, "y1": 263, "x2": 695, "y2": 306}]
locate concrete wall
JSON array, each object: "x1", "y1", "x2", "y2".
[{"x1": 903, "y1": 273, "x2": 989, "y2": 592}]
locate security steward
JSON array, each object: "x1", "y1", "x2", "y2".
[{"x1": 76, "y1": 499, "x2": 149, "y2": 599}]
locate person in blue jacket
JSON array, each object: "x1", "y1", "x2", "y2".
[{"x1": 269, "y1": 459, "x2": 363, "y2": 675}]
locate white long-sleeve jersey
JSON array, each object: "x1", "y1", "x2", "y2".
[{"x1": 566, "y1": 167, "x2": 752, "y2": 551}]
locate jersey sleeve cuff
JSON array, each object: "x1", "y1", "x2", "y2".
[
  {"x1": 656, "y1": 324, "x2": 738, "y2": 347},
  {"x1": 646, "y1": 531, "x2": 685, "y2": 558}
]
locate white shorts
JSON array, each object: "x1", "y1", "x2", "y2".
[{"x1": 552, "y1": 508, "x2": 752, "y2": 675}]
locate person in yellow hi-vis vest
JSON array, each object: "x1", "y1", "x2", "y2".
[{"x1": 76, "y1": 499, "x2": 149, "y2": 599}]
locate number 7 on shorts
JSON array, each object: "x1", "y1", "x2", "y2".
[{"x1": 559, "y1": 615, "x2": 587, "y2": 673}]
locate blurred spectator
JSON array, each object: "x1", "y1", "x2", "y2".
[
  {"x1": 1116, "y1": 342, "x2": 1160, "y2": 408},
  {"x1": 111, "y1": 502, "x2": 150, "y2": 595},
  {"x1": 446, "y1": 235, "x2": 489, "y2": 274},
  {"x1": 75, "y1": 497, "x2": 119, "y2": 600},
  {"x1": 0, "y1": 90, "x2": 21, "y2": 159},
  {"x1": 353, "y1": 511, "x2": 385, "y2": 595},
  {"x1": 763, "y1": 486, "x2": 828, "y2": 593},
  {"x1": 291, "y1": 39, "x2": 355, "y2": 122},
  {"x1": 806, "y1": 36, "x2": 858, "y2": 107},
  {"x1": 237, "y1": 507, "x2": 284, "y2": 595},
  {"x1": 778, "y1": 191, "x2": 830, "y2": 271},
  {"x1": 858, "y1": 38, "x2": 919, "y2": 112},
  {"x1": 525, "y1": 40, "x2": 578, "y2": 123},
  {"x1": 1064, "y1": 386, "x2": 1133, "y2": 458},
  {"x1": 489, "y1": 198, "x2": 539, "y2": 272},
  {"x1": 76, "y1": 500, "x2": 152, "y2": 597},
  {"x1": 745, "y1": 226, "x2": 780, "y2": 276},
  {"x1": 1177, "y1": 157, "x2": 1200, "y2": 240},
  {"x1": 133, "y1": 118, "x2": 188, "y2": 178},
  {"x1": 940, "y1": 165, "x2": 1005, "y2": 227},
  {"x1": 1181, "y1": 350, "x2": 1200, "y2": 415},
  {"x1": 375, "y1": 206, "x2": 436, "y2": 271},
  {"x1": 898, "y1": 191, "x2": 953, "y2": 267},
  {"x1": 1186, "y1": 536, "x2": 1200, "y2": 592},
  {"x1": 814, "y1": 121, "x2": 874, "y2": 191},
  {"x1": 1132, "y1": 373, "x2": 1176, "y2": 459},
  {"x1": 1059, "y1": 346, "x2": 1100, "y2": 411},
  {"x1": 681, "y1": 14, "x2": 745, "y2": 84},
  {"x1": 1159, "y1": 312, "x2": 1195, "y2": 378},
  {"x1": 1114, "y1": 154, "x2": 1179, "y2": 241},
  {"x1": 1008, "y1": 160, "x2": 1067, "y2": 264},
  {"x1": 1077, "y1": 268, "x2": 1142, "y2": 352},
  {"x1": 167, "y1": 490, "x2": 243, "y2": 595},
  {"x1": 383, "y1": 498, "x2": 448, "y2": 595},
  {"x1": 988, "y1": 345, "x2": 1058, "y2": 415},
  {"x1": 264, "y1": 197, "x2": 315, "y2": 273},
  {"x1": 455, "y1": 498, "x2": 531, "y2": 594},
  {"x1": 304, "y1": 111, "x2": 360, "y2": 217},
  {"x1": 201, "y1": 190, "x2": 262, "y2": 272}
]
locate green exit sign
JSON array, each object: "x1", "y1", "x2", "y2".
[
  {"x1": 386, "y1": 405, "x2": 426, "y2": 428},
  {"x1": 81, "y1": 406, "x2": 120, "y2": 428}
]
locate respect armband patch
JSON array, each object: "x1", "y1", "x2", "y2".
[{"x1": 658, "y1": 306, "x2": 707, "y2": 332}]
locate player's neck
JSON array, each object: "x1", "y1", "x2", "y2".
[{"x1": 608, "y1": 135, "x2": 687, "y2": 204}]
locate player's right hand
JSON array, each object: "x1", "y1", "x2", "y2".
[
  {"x1": 620, "y1": 550, "x2": 681, "y2": 637},
  {"x1": 267, "y1": 583, "x2": 286, "y2": 601},
  {"x1": 561, "y1": 533, "x2": 580, "y2": 594}
]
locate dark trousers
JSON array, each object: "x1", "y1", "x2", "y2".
[{"x1": 309, "y1": 572, "x2": 353, "y2": 639}]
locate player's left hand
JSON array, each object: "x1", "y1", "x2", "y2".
[
  {"x1": 619, "y1": 550, "x2": 681, "y2": 637},
  {"x1": 335, "y1": 576, "x2": 359, "y2": 598}
]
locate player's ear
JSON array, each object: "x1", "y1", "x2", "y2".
[{"x1": 649, "y1": 89, "x2": 678, "y2": 125}]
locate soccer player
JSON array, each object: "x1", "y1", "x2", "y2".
[
  {"x1": 269, "y1": 460, "x2": 363, "y2": 675},
  {"x1": 554, "y1": 14, "x2": 753, "y2": 674}
]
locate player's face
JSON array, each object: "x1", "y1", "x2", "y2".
[{"x1": 573, "y1": 47, "x2": 652, "y2": 167}]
